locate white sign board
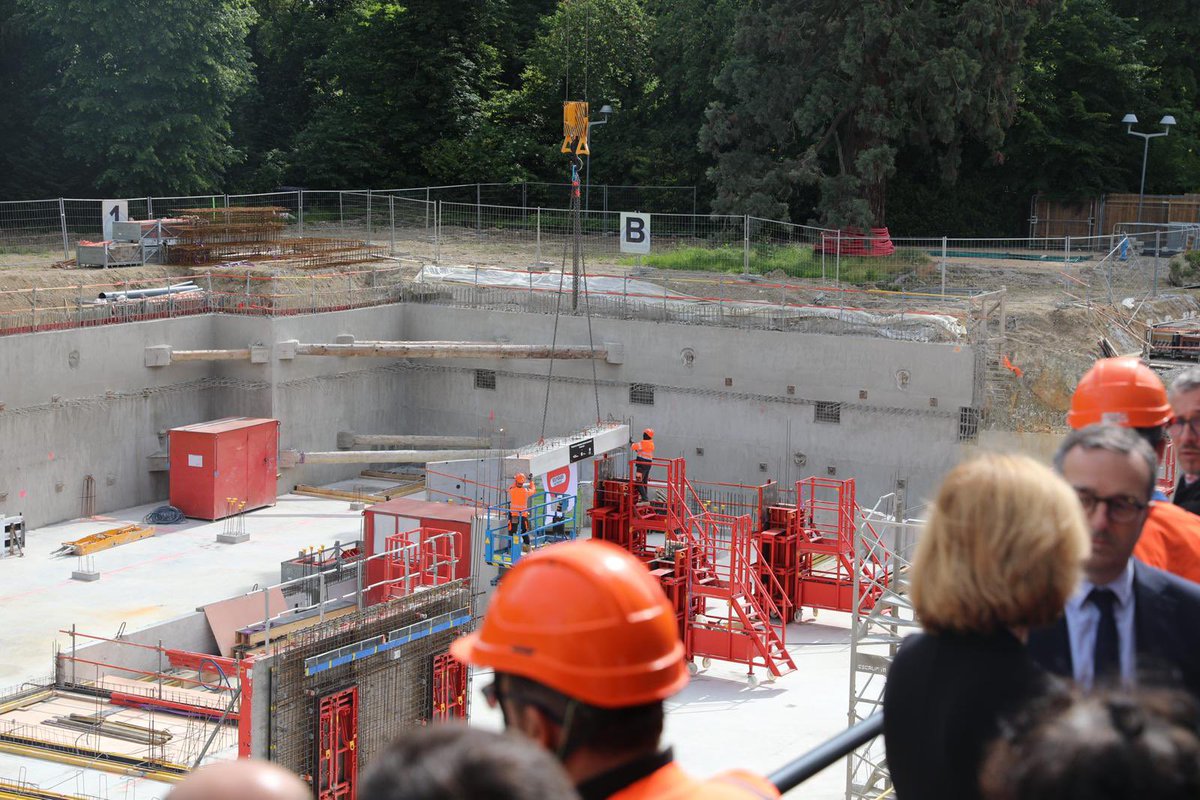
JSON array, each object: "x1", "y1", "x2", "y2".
[
  {"x1": 102, "y1": 199, "x2": 128, "y2": 241},
  {"x1": 619, "y1": 212, "x2": 650, "y2": 254}
]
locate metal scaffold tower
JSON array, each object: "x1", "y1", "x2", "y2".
[{"x1": 845, "y1": 495, "x2": 923, "y2": 800}]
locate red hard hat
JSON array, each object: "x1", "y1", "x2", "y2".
[
  {"x1": 451, "y1": 540, "x2": 687, "y2": 708},
  {"x1": 643, "y1": 428, "x2": 654, "y2": 438},
  {"x1": 1067, "y1": 357, "x2": 1171, "y2": 429}
]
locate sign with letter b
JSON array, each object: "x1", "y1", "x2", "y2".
[{"x1": 619, "y1": 212, "x2": 651, "y2": 254}]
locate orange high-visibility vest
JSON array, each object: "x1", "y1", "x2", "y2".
[
  {"x1": 508, "y1": 481, "x2": 535, "y2": 517},
  {"x1": 1134, "y1": 502, "x2": 1200, "y2": 583},
  {"x1": 609, "y1": 762, "x2": 779, "y2": 800},
  {"x1": 632, "y1": 439, "x2": 655, "y2": 460}
]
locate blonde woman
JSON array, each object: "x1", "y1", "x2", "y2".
[{"x1": 883, "y1": 453, "x2": 1090, "y2": 800}]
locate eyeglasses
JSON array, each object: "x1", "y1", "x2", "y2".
[
  {"x1": 1167, "y1": 416, "x2": 1200, "y2": 438},
  {"x1": 1074, "y1": 488, "x2": 1148, "y2": 523},
  {"x1": 482, "y1": 678, "x2": 505, "y2": 709}
]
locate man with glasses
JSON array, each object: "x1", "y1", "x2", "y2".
[
  {"x1": 1028, "y1": 424, "x2": 1200, "y2": 698},
  {"x1": 1065, "y1": 357, "x2": 1200, "y2": 583},
  {"x1": 1169, "y1": 367, "x2": 1200, "y2": 517}
]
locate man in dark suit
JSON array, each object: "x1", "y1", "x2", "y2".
[
  {"x1": 1169, "y1": 367, "x2": 1200, "y2": 516},
  {"x1": 1028, "y1": 424, "x2": 1200, "y2": 699}
]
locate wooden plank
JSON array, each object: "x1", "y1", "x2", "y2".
[
  {"x1": 235, "y1": 605, "x2": 358, "y2": 649},
  {"x1": 294, "y1": 485, "x2": 387, "y2": 503}
]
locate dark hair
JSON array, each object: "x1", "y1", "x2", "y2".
[
  {"x1": 503, "y1": 674, "x2": 664, "y2": 757},
  {"x1": 359, "y1": 724, "x2": 579, "y2": 800},
  {"x1": 981, "y1": 688, "x2": 1200, "y2": 800},
  {"x1": 1053, "y1": 423, "x2": 1158, "y2": 502}
]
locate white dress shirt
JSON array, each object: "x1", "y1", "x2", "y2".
[{"x1": 1064, "y1": 561, "x2": 1136, "y2": 689}]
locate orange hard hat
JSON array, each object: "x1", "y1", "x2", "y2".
[
  {"x1": 450, "y1": 539, "x2": 687, "y2": 708},
  {"x1": 1067, "y1": 357, "x2": 1171, "y2": 429},
  {"x1": 643, "y1": 428, "x2": 654, "y2": 439},
  {"x1": 514, "y1": 473, "x2": 526, "y2": 484}
]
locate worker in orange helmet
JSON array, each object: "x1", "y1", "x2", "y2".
[
  {"x1": 451, "y1": 539, "x2": 780, "y2": 800},
  {"x1": 1067, "y1": 357, "x2": 1200, "y2": 583},
  {"x1": 631, "y1": 428, "x2": 655, "y2": 503},
  {"x1": 507, "y1": 473, "x2": 537, "y2": 550}
]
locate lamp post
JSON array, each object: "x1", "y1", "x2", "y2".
[
  {"x1": 584, "y1": 104, "x2": 613, "y2": 212},
  {"x1": 1123, "y1": 113, "x2": 1176, "y2": 224}
]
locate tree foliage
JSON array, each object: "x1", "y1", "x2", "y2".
[
  {"x1": 0, "y1": 0, "x2": 1196, "y2": 235},
  {"x1": 19, "y1": 0, "x2": 255, "y2": 195},
  {"x1": 701, "y1": 0, "x2": 1056, "y2": 227}
]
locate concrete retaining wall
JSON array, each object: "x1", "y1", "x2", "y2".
[{"x1": 0, "y1": 302, "x2": 978, "y2": 529}]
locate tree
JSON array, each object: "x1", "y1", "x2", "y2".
[
  {"x1": 20, "y1": 0, "x2": 256, "y2": 195},
  {"x1": 701, "y1": 0, "x2": 1056, "y2": 228},
  {"x1": 288, "y1": 0, "x2": 503, "y2": 188}
]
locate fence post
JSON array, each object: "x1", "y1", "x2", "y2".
[
  {"x1": 245, "y1": 272, "x2": 251, "y2": 310},
  {"x1": 536, "y1": 207, "x2": 542, "y2": 265},
  {"x1": 941, "y1": 236, "x2": 947, "y2": 298},
  {"x1": 298, "y1": 190, "x2": 304, "y2": 236},
  {"x1": 425, "y1": 187, "x2": 431, "y2": 229},
  {"x1": 1064, "y1": 235, "x2": 1070, "y2": 269},
  {"x1": 743, "y1": 215, "x2": 750, "y2": 275},
  {"x1": 603, "y1": 185, "x2": 609, "y2": 213},
  {"x1": 835, "y1": 230, "x2": 842, "y2": 291},
  {"x1": 435, "y1": 201, "x2": 441, "y2": 265},
  {"x1": 77, "y1": 282, "x2": 83, "y2": 326},
  {"x1": 476, "y1": 184, "x2": 482, "y2": 237},
  {"x1": 31, "y1": 287, "x2": 37, "y2": 331},
  {"x1": 367, "y1": 189, "x2": 373, "y2": 242},
  {"x1": 339, "y1": 191, "x2": 345, "y2": 238},
  {"x1": 389, "y1": 196, "x2": 396, "y2": 255},
  {"x1": 1153, "y1": 231, "x2": 1161, "y2": 297},
  {"x1": 58, "y1": 198, "x2": 70, "y2": 260}
]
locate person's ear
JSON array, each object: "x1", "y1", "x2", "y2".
[{"x1": 513, "y1": 703, "x2": 561, "y2": 751}]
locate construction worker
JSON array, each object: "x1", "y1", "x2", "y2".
[
  {"x1": 451, "y1": 539, "x2": 780, "y2": 800},
  {"x1": 507, "y1": 473, "x2": 537, "y2": 549},
  {"x1": 1068, "y1": 357, "x2": 1200, "y2": 583},
  {"x1": 632, "y1": 428, "x2": 655, "y2": 503}
]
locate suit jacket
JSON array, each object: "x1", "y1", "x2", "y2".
[
  {"x1": 883, "y1": 629, "x2": 1050, "y2": 800},
  {"x1": 1175, "y1": 476, "x2": 1200, "y2": 517},
  {"x1": 1027, "y1": 560, "x2": 1200, "y2": 699}
]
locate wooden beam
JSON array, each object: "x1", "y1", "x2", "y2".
[{"x1": 171, "y1": 349, "x2": 252, "y2": 362}]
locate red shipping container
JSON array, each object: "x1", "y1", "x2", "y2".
[{"x1": 169, "y1": 417, "x2": 280, "y2": 520}]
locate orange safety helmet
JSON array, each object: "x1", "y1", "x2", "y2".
[
  {"x1": 451, "y1": 539, "x2": 687, "y2": 708},
  {"x1": 1067, "y1": 357, "x2": 1172, "y2": 430},
  {"x1": 643, "y1": 428, "x2": 654, "y2": 439},
  {"x1": 514, "y1": 473, "x2": 526, "y2": 484}
]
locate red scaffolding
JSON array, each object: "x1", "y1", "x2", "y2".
[{"x1": 315, "y1": 686, "x2": 358, "y2": 800}]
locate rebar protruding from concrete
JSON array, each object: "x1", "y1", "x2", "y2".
[
  {"x1": 280, "y1": 448, "x2": 516, "y2": 468},
  {"x1": 336, "y1": 431, "x2": 493, "y2": 450},
  {"x1": 293, "y1": 342, "x2": 607, "y2": 359}
]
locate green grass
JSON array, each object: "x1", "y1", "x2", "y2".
[{"x1": 618, "y1": 245, "x2": 933, "y2": 286}]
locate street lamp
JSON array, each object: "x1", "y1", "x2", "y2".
[
  {"x1": 1124, "y1": 113, "x2": 1176, "y2": 223},
  {"x1": 585, "y1": 104, "x2": 614, "y2": 212}
]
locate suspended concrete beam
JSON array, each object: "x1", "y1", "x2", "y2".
[
  {"x1": 513, "y1": 423, "x2": 630, "y2": 476},
  {"x1": 144, "y1": 345, "x2": 268, "y2": 367},
  {"x1": 336, "y1": 432, "x2": 492, "y2": 450},
  {"x1": 279, "y1": 448, "x2": 516, "y2": 468},
  {"x1": 289, "y1": 342, "x2": 614, "y2": 361}
]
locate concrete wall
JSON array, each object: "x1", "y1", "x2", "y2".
[
  {"x1": 56, "y1": 611, "x2": 219, "y2": 684},
  {"x1": 401, "y1": 306, "x2": 976, "y2": 505},
  {"x1": 1, "y1": 302, "x2": 979, "y2": 529}
]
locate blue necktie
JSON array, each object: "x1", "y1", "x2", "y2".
[{"x1": 1088, "y1": 588, "x2": 1120, "y2": 685}]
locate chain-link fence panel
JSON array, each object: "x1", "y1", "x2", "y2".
[{"x1": 0, "y1": 199, "x2": 67, "y2": 265}]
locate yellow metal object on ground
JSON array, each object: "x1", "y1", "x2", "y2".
[
  {"x1": 561, "y1": 101, "x2": 590, "y2": 155},
  {"x1": 59, "y1": 524, "x2": 155, "y2": 555}
]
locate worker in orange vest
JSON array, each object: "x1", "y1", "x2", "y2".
[
  {"x1": 507, "y1": 473, "x2": 537, "y2": 549},
  {"x1": 1067, "y1": 357, "x2": 1200, "y2": 583},
  {"x1": 631, "y1": 428, "x2": 655, "y2": 503},
  {"x1": 452, "y1": 540, "x2": 780, "y2": 799}
]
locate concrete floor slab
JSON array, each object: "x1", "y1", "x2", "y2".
[{"x1": 2, "y1": 492, "x2": 859, "y2": 799}]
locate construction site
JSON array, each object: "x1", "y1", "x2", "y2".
[{"x1": 0, "y1": 167, "x2": 1199, "y2": 799}]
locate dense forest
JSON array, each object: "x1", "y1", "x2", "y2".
[{"x1": 1, "y1": 0, "x2": 1197, "y2": 234}]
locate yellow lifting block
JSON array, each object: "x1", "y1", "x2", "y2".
[
  {"x1": 561, "y1": 101, "x2": 590, "y2": 155},
  {"x1": 58, "y1": 524, "x2": 156, "y2": 556}
]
